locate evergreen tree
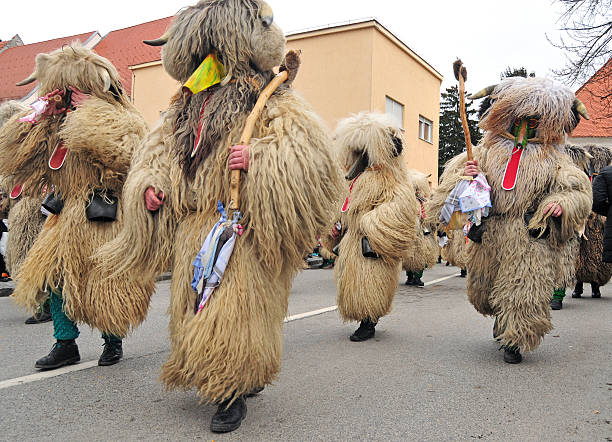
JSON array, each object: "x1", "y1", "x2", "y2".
[
  {"x1": 501, "y1": 66, "x2": 536, "y2": 79},
  {"x1": 438, "y1": 85, "x2": 481, "y2": 179}
]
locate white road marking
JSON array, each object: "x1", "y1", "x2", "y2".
[
  {"x1": 1, "y1": 272, "x2": 460, "y2": 390},
  {"x1": 0, "y1": 360, "x2": 98, "y2": 390},
  {"x1": 424, "y1": 273, "x2": 461, "y2": 286},
  {"x1": 285, "y1": 305, "x2": 338, "y2": 322}
]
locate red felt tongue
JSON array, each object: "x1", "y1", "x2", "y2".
[
  {"x1": 9, "y1": 183, "x2": 23, "y2": 199},
  {"x1": 502, "y1": 146, "x2": 523, "y2": 191},
  {"x1": 48, "y1": 141, "x2": 68, "y2": 170},
  {"x1": 341, "y1": 174, "x2": 361, "y2": 212}
]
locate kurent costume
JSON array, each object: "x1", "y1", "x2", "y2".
[
  {"x1": 0, "y1": 45, "x2": 147, "y2": 367},
  {"x1": 94, "y1": 0, "x2": 341, "y2": 433},
  {"x1": 0, "y1": 101, "x2": 49, "y2": 321},
  {"x1": 428, "y1": 77, "x2": 591, "y2": 363},
  {"x1": 570, "y1": 145, "x2": 612, "y2": 300},
  {"x1": 402, "y1": 169, "x2": 437, "y2": 286},
  {"x1": 440, "y1": 230, "x2": 468, "y2": 276},
  {"x1": 325, "y1": 112, "x2": 417, "y2": 341}
]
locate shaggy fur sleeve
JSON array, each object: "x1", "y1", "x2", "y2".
[
  {"x1": 360, "y1": 182, "x2": 418, "y2": 262},
  {"x1": 94, "y1": 124, "x2": 177, "y2": 277},
  {"x1": 528, "y1": 156, "x2": 592, "y2": 243},
  {"x1": 243, "y1": 91, "x2": 343, "y2": 271},
  {"x1": 59, "y1": 98, "x2": 147, "y2": 175},
  {"x1": 0, "y1": 111, "x2": 47, "y2": 183}
]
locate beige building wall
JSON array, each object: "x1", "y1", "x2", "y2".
[{"x1": 130, "y1": 61, "x2": 180, "y2": 128}]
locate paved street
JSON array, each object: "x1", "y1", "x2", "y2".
[{"x1": 0, "y1": 264, "x2": 610, "y2": 441}]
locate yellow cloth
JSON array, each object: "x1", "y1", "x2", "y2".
[{"x1": 182, "y1": 54, "x2": 225, "y2": 95}]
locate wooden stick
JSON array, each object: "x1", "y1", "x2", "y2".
[
  {"x1": 229, "y1": 70, "x2": 289, "y2": 211},
  {"x1": 457, "y1": 63, "x2": 473, "y2": 161}
]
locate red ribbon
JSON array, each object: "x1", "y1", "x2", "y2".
[{"x1": 341, "y1": 174, "x2": 361, "y2": 212}]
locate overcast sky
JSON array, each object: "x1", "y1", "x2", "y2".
[{"x1": 2, "y1": 0, "x2": 577, "y2": 93}]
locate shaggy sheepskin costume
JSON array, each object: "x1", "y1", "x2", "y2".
[
  {"x1": 428, "y1": 77, "x2": 591, "y2": 355},
  {"x1": 0, "y1": 45, "x2": 147, "y2": 336},
  {"x1": 325, "y1": 112, "x2": 417, "y2": 334},
  {"x1": 402, "y1": 169, "x2": 437, "y2": 275},
  {"x1": 440, "y1": 230, "x2": 469, "y2": 269},
  {"x1": 572, "y1": 145, "x2": 612, "y2": 293},
  {"x1": 95, "y1": 0, "x2": 341, "y2": 407}
]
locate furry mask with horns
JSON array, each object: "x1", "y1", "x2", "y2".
[
  {"x1": 470, "y1": 77, "x2": 589, "y2": 146},
  {"x1": 16, "y1": 44, "x2": 128, "y2": 106},
  {"x1": 145, "y1": 0, "x2": 287, "y2": 177},
  {"x1": 334, "y1": 112, "x2": 405, "y2": 181}
]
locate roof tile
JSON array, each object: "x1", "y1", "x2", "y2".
[{"x1": 572, "y1": 57, "x2": 612, "y2": 138}]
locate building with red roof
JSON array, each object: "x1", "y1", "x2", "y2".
[
  {"x1": 94, "y1": 17, "x2": 172, "y2": 97},
  {"x1": 569, "y1": 57, "x2": 612, "y2": 147},
  {"x1": 0, "y1": 32, "x2": 101, "y2": 103}
]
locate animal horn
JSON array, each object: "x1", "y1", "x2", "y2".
[
  {"x1": 468, "y1": 85, "x2": 497, "y2": 100},
  {"x1": 101, "y1": 70, "x2": 112, "y2": 92},
  {"x1": 143, "y1": 32, "x2": 169, "y2": 46},
  {"x1": 16, "y1": 72, "x2": 36, "y2": 86},
  {"x1": 574, "y1": 98, "x2": 590, "y2": 120}
]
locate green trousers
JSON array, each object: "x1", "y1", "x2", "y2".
[
  {"x1": 49, "y1": 289, "x2": 121, "y2": 343},
  {"x1": 406, "y1": 269, "x2": 424, "y2": 279},
  {"x1": 553, "y1": 288, "x2": 566, "y2": 301}
]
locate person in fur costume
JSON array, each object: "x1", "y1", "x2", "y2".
[
  {"x1": 402, "y1": 169, "x2": 437, "y2": 286},
  {"x1": 563, "y1": 144, "x2": 612, "y2": 304},
  {"x1": 324, "y1": 112, "x2": 417, "y2": 341},
  {"x1": 94, "y1": 0, "x2": 341, "y2": 433},
  {"x1": 0, "y1": 45, "x2": 147, "y2": 368},
  {"x1": 0, "y1": 101, "x2": 49, "y2": 321},
  {"x1": 440, "y1": 230, "x2": 469, "y2": 277},
  {"x1": 428, "y1": 77, "x2": 591, "y2": 364}
]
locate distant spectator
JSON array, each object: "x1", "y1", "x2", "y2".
[{"x1": 592, "y1": 165, "x2": 612, "y2": 262}]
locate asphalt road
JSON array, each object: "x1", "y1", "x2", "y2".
[{"x1": 0, "y1": 264, "x2": 610, "y2": 441}]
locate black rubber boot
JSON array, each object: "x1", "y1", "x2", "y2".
[
  {"x1": 571, "y1": 281, "x2": 583, "y2": 298},
  {"x1": 414, "y1": 276, "x2": 425, "y2": 287},
  {"x1": 460, "y1": 268, "x2": 467, "y2": 277},
  {"x1": 350, "y1": 318, "x2": 376, "y2": 342},
  {"x1": 35, "y1": 340, "x2": 80, "y2": 370},
  {"x1": 503, "y1": 346, "x2": 522, "y2": 364},
  {"x1": 405, "y1": 272, "x2": 415, "y2": 285},
  {"x1": 98, "y1": 337, "x2": 123, "y2": 366},
  {"x1": 25, "y1": 301, "x2": 52, "y2": 324},
  {"x1": 550, "y1": 298, "x2": 563, "y2": 310},
  {"x1": 591, "y1": 283, "x2": 601, "y2": 298},
  {"x1": 210, "y1": 395, "x2": 247, "y2": 433}
]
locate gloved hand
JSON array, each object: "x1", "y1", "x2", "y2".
[
  {"x1": 228, "y1": 144, "x2": 250, "y2": 171},
  {"x1": 41, "y1": 89, "x2": 67, "y2": 116},
  {"x1": 144, "y1": 187, "x2": 164, "y2": 212}
]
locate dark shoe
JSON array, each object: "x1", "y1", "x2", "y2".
[
  {"x1": 405, "y1": 274, "x2": 415, "y2": 286},
  {"x1": 25, "y1": 302, "x2": 52, "y2": 324},
  {"x1": 350, "y1": 318, "x2": 376, "y2": 342},
  {"x1": 210, "y1": 396, "x2": 247, "y2": 433},
  {"x1": 414, "y1": 276, "x2": 425, "y2": 287},
  {"x1": 460, "y1": 269, "x2": 467, "y2": 277},
  {"x1": 35, "y1": 340, "x2": 80, "y2": 370},
  {"x1": 98, "y1": 339, "x2": 123, "y2": 366},
  {"x1": 503, "y1": 347, "x2": 522, "y2": 364},
  {"x1": 445, "y1": 262, "x2": 450, "y2": 266},
  {"x1": 437, "y1": 256, "x2": 442, "y2": 264},
  {"x1": 550, "y1": 298, "x2": 563, "y2": 310},
  {"x1": 246, "y1": 386, "x2": 264, "y2": 397},
  {"x1": 571, "y1": 281, "x2": 583, "y2": 298},
  {"x1": 591, "y1": 283, "x2": 601, "y2": 298}
]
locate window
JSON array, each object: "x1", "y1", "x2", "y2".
[
  {"x1": 385, "y1": 96, "x2": 404, "y2": 129},
  {"x1": 418, "y1": 115, "x2": 432, "y2": 143}
]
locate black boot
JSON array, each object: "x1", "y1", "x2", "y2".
[
  {"x1": 571, "y1": 281, "x2": 583, "y2": 298},
  {"x1": 210, "y1": 395, "x2": 247, "y2": 433},
  {"x1": 503, "y1": 346, "x2": 522, "y2": 364},
  {"x1": 460, "y1": 268, "x2": 467, "y2": 277},
  {"x1": 550, "y1": 298, "x2": 563, "y2": 310},
  {"x1": 98, "y1": 337, "x2": 123, "y2": 366},
  {"x1": 350, "y1": 318, "x2": 376, "y2": 342},
  {"x1": 405, "y1": 273, "x2": 415, "y2": 286},
  {"x1": 437, "y1": 256, "x2": 442, "y2": 264},
  {"x1": 25, "y1": 301, "x2": 52, "y2": 324},
  {"x1": 35, "y1": 340, "x2": 80, "y2": 370},
  {"x1": 413, "y1": 275, "x2": 425, "y2": 287},
  {"x1": 591, "y1": 282, "x2": 601, "y2": 298}
]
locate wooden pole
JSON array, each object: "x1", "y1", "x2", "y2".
[
  {"x1": 457, "y1": 66, "x2": 473, "y2": 162},
  {"x1": 229, "y1": 70, "x2": 289, "y2": 211}
]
